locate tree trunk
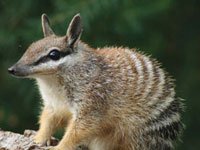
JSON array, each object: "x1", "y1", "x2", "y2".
[
  {"x1": 0, "y1": 129, "x2": 58, "y2": 150},
  {"x1": 0, "y1": 129, "x2": 88, "y2": 150}
]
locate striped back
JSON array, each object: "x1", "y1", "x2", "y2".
[{"x1": 97, "y1": 47, "x2": 183, "y2": 149}]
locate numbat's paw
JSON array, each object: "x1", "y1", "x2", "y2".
[{"x1": 34, "y1": 133, "x2": 51, "y2": 146}]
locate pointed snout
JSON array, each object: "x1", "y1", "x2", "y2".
[
  {"x1": 8, "y1": 66, "x2": 17, "y2": 75},
  {"x1": 8, "y1": 64, "x2": 29, "y2": 77}
]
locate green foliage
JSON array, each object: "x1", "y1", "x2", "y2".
[{"x1": 0, "y1": 0, "x2": 199, "y2": 149}]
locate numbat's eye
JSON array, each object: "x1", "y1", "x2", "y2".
[{"x1": 48, "y1": 49, "x2": 60, "y2": 60}]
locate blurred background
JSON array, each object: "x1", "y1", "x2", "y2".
[{"x1": 0, "y1": 0, "x2": 199, "y2": 149}]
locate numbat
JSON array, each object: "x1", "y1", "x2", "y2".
[{"x1": 8, "y1": 14, "x2": 183, "y2": 150}]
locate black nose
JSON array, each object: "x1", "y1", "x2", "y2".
[{"x1": 8, "y1": 67, "x2": 16, "y2": 75}]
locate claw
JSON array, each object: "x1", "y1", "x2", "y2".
[{"x1": 46, "y1": 139, "x2": 51, "y2": 146}]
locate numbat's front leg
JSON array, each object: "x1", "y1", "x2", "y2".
[
  {"x1": 34, "y1": 107, "x2": 70, "y2": 146},
  {"x1": 34, "y1": 108, "x2": 58, "y2": 146},
  {"x1": 53, "y1": 114, "x2": 101, "y2": 150}
]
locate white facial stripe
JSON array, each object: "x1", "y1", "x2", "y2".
[
  {"x1": 39, "y1": 56, "x2": 67, "y2": 67},
  {"x1": 37, "y1": 52, "x2": 77, "y2": 69}
]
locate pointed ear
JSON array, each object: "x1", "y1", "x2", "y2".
[
  {"x1": 66, "y1": 14, "x2": 82, "y2": 48},
  {"x1": 41, "y1": 14, "x2": 54, "y2": 37}
]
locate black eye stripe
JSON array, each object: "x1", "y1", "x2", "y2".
[
  {"x1": 33, "y1": 50, "x2": 72, "y2": 66},
  {"x1": 33, "y1": 55, "x2": 48, "y2": 66}
]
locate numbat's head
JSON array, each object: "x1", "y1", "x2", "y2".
[{"x1": 8, "y1": 14, "x2": 83, "y2": 77}]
